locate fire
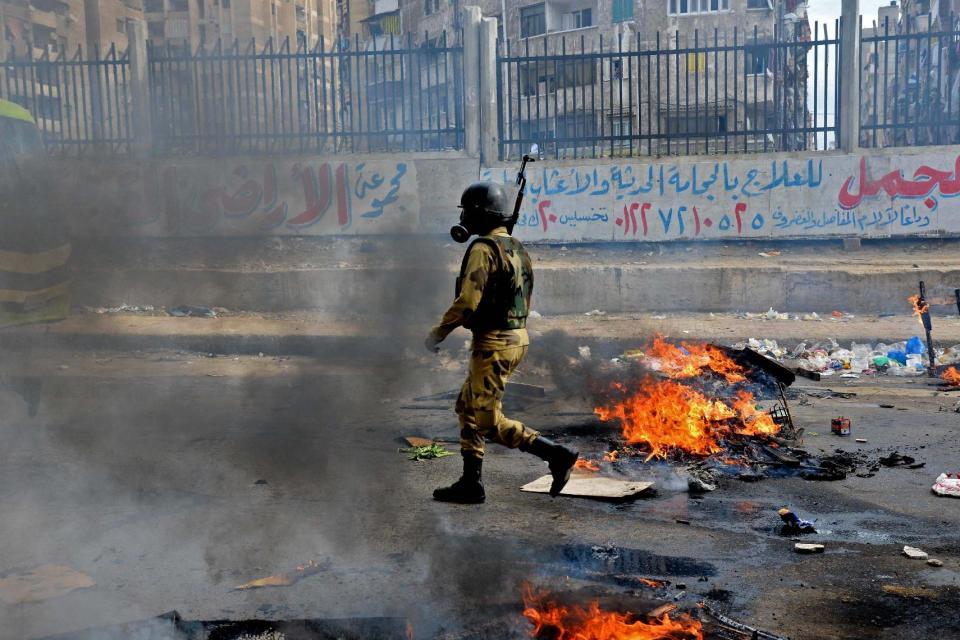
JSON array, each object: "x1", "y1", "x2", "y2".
[
  {"x1": 595, "y1": 377, "x2": 779, "y2": 461},
  {"x1": 576, "y1": 458, "x2": 601, "y2": 472},
  {"x1": 909, "y1": 295, "x2": 930, "y2": 325},
  {"x1": 523, "y1": 587, "x2": 703, "y2": 640},
  {"x1": 645, "y1": 335, "x2": 746, "y2": 384},
  {"x1": 943, "y1": 367, "x2": 960, "y2": 386},
  {"x1": 638, "y1": 578, "x2": 666, "y2": 588},
  {"x1": 604, "y1": 450, "x2": 620, "y2": 462}
]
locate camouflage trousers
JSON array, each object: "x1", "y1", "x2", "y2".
[{"x1": 455, "y1": 345, "x2": 540, "y2": 459}]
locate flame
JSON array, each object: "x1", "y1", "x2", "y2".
[
  {"x1": 523, "y1": 587, "x2": 703, "y2": 640},
  {"x1": 604, "y1": 450, "x2": 620, "y2": 462},
  {"x1": 638, "y1": 578, "x2": 667, "y2": 588},
  {"x1": 575, "y1": 458, "x2": 601, "y2": 472},
  {"x1": 909, "y1": 295, "x2": 930, "y2": 326},
  {"x1": 595, "y1": 377, "x2": 779, "y2": 461},
  {"x1": 645, "y1": 335, "x2": 746, "y2": 384},
  {"x1": 943, "y1": 367, "x2": 960, "y2": 386}
]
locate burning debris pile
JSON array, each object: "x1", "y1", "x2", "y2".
[
  {"x1": 588, "y1": 337, "x2": 796, "y2": 466},
  {"x1": 523, "y1": 587, "x2": 704, "y2": 640}
]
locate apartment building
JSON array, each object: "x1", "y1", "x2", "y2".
[
  {"x1": 401, "y1": 0, "x2": 795, "y2": 156},
  {"x1": 143, "y1": 0, "x2": 336, "y2": 50}
]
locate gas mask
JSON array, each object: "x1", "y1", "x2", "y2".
[{"x1": 450, "y1": 208, "x2": 479, "y2": 243}]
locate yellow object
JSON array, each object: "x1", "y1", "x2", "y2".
[{"x1": 0, "y1": 99, "x2": 35, "y2": 124}]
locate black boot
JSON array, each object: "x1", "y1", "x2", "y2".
[
  {"x1": 433, "y1": 454, "x2": 485, "y2": 503},
  {"x1": 524, "y1": 437, "x2": 579, "y2": 497}
]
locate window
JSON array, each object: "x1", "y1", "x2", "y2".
[
  {"x1": 520, "y1": 59, "x2": 595, "y2": 96},
  {"x1": 520, "y1": 4, "x2": 546, "y2": 38},
  {"x1": 665, "y1": 113, "x2": 727, "y2": 134},
  {"x1": 198, "y1": 0, "x2": 205, "y2": 17},
  {"x1": 746, "y1": 44, "x2": 771, "y2": 74},
  {"x1": 668, "y1": 0, "x2": 729, "y2": 15},
  {"x1": 148, "y1": 20, "x2": 164, "y2": 38},
  {"x1": 613, "y1": 0, "x2": 634, "y2": 22},
  {"x1": 169, "y1": 0, "x2": 188, "y2": 11},
  {"x1": 222, "y1": 0, "x2": 230, "y2": 8},
  {"x1": 423, "y1": 0, "x2": 440, "y2": 15},
  {"x1": 560, "y1": 8, "x2": 591, "y2": 30},
  {"x1": 144, "y1": 0, "x2": 164, "y2": 12},
  {"x1": 116, "y1": 18, "x2": 125, "y2": 33},
  {"x1": 747, "y1": 0, "x2": 771, "y2": 8}
]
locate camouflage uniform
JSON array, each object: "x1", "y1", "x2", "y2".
[{"x1": 429, "y1": 227, "x2": 539, "y2": 458}]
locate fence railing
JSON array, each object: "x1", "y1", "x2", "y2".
[
  {"x1": 497, "y1": 23, "x2": 840, "y2": 161},
  {"x1": 860, "y1": 14, "x2": 960, "y2": 149},
  {"x1": 0, "y1": 45, "x2": 133, "y2": 154},
  {"x1": 1, "y1": 33, "x2": 463, "y2": 156},
  {"x1": 149, "y1": 32, "x2": 463, "y2": 155}
]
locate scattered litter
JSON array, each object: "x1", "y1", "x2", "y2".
[
  {"x1": 234, "y1": 560, "x2": 326, "y2": 590},
  {"x1": 831, "y1": 417, "x2": 851, "y2": 436},
  {"x1": 801, "y1": 312, "x2": 821, "y2": 321},
  {"x1": 403, "y1": 436, "x2": 434, "y2": 448},
  {"x1": 520, "y1": 476, "x2": 654, "y2": 501},
  {"x1": 87, "y1": 304, "x2": 155, "y2": 314},
  {"x1": 932, "y1": 472, "x2": 960, "y2": 498},
  {"x1": 882, "y1": 584, "x2": 937, "y2": 598},
  {"x1": 758, "y1": 251, "x2": 781, "y2": 257},
  {"x1": 0, "y1": 564, "x2": 95, "y2": 604},
  {"x1": 855, "y1": 438, "x2": 868, "y2": 443},
  {"x1": 839, "y1": 372, "x2": 860, "y2": 379},
  {"x1": 928, "y1": 558, "x2": 944, "y2": 567},
  {"x1": 584, "y1": 309, "x2": 606, "y2": 316},
  {"x1": 528, "y1": 310, "x2": 542, "y2": 319},
  {"x1": 400, "y1": 443, "x2": 454, "y2": 461},
  {"x1": 578, "y1": 345, "x2": 592, "y2": 359},
  {"x1": 903, "y1": 545, "x2": 929, "y2": 560},
  {"x1": 879, "y1": 452, "x2": 918, "y2": 468},
  {"x1": 168, "y1": 305, "x2": 218, "y2": 318},
  {"x1": 701, "y1": 602, "x2": 789, "y2": 640},
  {"x1": 650, "y1": 314, "x2": 667, "y2": 320},
  {"x1": 779, "y1": 508, "x2": 816, "y2": 534},
  {"x1": 794, "y1": 543, "x2": 825, "y2": 554}
]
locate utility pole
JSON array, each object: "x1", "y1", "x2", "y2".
[{"x1": 838, "y1": 0, "x2": 860, "y2": 152}]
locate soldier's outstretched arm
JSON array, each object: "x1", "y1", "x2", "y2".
[{"x1": 426, "y1": 243, "x2": 496, "y2": 347}]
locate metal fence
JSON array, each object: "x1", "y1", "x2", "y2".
[
  {"x1": 860, "y1": 13, "x2": 960, "y2": 149},
  {"x1": 149, "y1": 32, "x2": 464, "y2": 155},
  {"x1": 497, "y1": 23, "x2": 840, "y2": 161},
  {"x1": 0, "y1": 45, "x2": 133, "y2": 154}
]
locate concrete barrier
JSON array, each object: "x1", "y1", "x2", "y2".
[{"x1": 51, "y1": 144, "x2": 960, "y2": 245}]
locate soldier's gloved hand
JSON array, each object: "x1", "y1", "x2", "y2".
[{"x1": 424, "y1": 334, "x2": 442, "y2": 353}]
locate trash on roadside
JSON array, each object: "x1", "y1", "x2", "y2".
[
  {"x1": 168, "y1": 305, "x2": 218, "y2": 318},
  {"x1": 234, "y1": 559, "x2": 326, "y2": 590},
  {"x1": 903, "y1": 545, "x2": 929, "y2": 560},
  {"x1": 831, "y1": 417, "x2": 851, "y2": 436},
  {"x1": 855, "y1": 438, "x2": 868, "y2": 443},
  {"x1": 794, "y1": 543, "x2": 825, "y2": 554},
  {"x1": 0, "y1": 564, "x2": 96, "y2": 604},
  {"x1": 584, "y1": 309, "x2": 606, "y2": 316},
  {"x1": 928, "y1": 558, "x2": 944, "y2": 567},
  {"x1": 400, "y1": 443, "x2": 454, "y2": 461},
  {"x1": 932, "y1": 472, "x2": 960, "y2": 497},
  {"x1": 778, "y1": 508, "x2": 817, "y2": 534},
  {"x1": 758, "y1": 251, "x2": 781, "y2": 257}
]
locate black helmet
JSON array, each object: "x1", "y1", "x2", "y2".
[{"x1": 450, "y1": 182, "x2": 512, "y2": 242}]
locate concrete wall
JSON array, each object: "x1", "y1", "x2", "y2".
[
  {"x1": 54, "y1": 144, "x2": 960, "y2": 243},
  {"x1": 482, "y1": 146, "x2": 960, "y2": 243},
  {"x1": 62, "y1": 153, "x2": 477, "y2": 237}
]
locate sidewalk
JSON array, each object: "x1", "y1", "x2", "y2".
[
  {"x1": 4, "y1": 310, "x2": 958, "y2": 356},
  {"x1": 69, "y1": 237, "x2": 960, "y2": 315}
]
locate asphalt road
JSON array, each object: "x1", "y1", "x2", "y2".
[{"x1": 1, "y1": 346, "x2": 958, "y2": 640}]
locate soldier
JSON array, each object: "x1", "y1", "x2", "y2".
[{"x1": 426, "y1": 181, "x2": 579, "y2": 504}]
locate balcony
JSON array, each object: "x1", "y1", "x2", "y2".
[{"x1": 372, "y1": 0, "x2": 399, "y2": 16}]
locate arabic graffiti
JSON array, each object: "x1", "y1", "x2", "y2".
[
  {"x1": 481, "y1": 151, "x2": 960, "y2": 242},
  {"x1": 838, "y1": 155, "x2": 960, "y2": 210},
  {"x1": 150, "y1": 159, "x2": 414, "y2": 235}
]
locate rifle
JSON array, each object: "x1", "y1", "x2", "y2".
[{"x1": 508, "y1": 152, "x2": 537, "y2": 233}]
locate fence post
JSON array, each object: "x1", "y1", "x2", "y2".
[
  {"x1": 83, "y1": 0, "x2": 104, "y2": 142},
  {"x1": 126, "y1": 19, "x2": 152, "y2": 154},
  {"x1": 462, "y1": 5, "x2": 482, "y2": 158},
  {"x1": 838, "y1": 0, "x2": 860, "y2": 152},
  {"x1": 479, "y1": 16, "x2": 499, "y2": 164}
]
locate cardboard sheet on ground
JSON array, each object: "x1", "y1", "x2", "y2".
[
  {"x1": 521, "y1": 475, "x2": 654, "y2": 500},
  {"x1": 0, "y1": 564, "x2": 95, "y2": 604}
]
